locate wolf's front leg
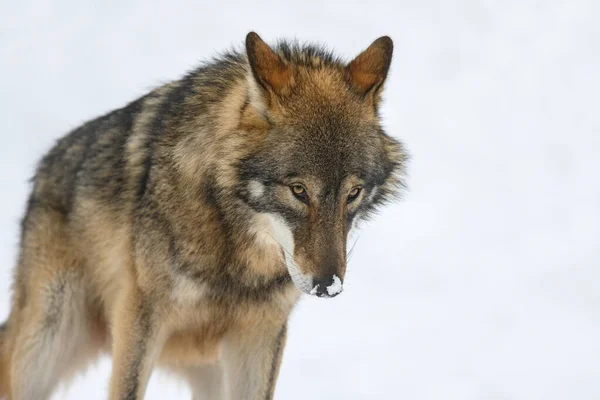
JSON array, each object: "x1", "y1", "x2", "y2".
[
  {"x1": 108, "y1": 283, "x2": 167, "y2": 400},
  {"x1": 222, "y1": 322, "x2": 287, "y2": 400}
]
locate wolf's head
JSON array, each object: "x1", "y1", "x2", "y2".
[{"x1": 238, "y1": 32, "x2": 407, "y2": 298}]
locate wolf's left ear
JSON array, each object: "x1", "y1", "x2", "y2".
[
  {"x1": 246, "y1": 32, "x2": 294, "y2": 96},
  {"x1": 345, "y1": 36, "x2": 393, "y2": 100}
]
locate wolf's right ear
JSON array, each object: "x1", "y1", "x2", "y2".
[
  {"x1": 345, "y1": 36, "x2": 393, "y2": 100},
  {"x1": 246, "y1": 32, "x2": 294, "y2": 96}
]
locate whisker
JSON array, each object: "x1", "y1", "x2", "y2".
[
  {"x1": 346, "y1": 235, "x2": 360, "y2": 262},
  {"x1": 264, "y1": 231, "x2": 296, "y2": 261}
]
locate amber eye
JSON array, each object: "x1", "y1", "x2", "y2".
[
  {"x1": 290, "y1": 184, "x2": 309, "y2": 204},
  {"x1": 347, "y1": 187, "x2": 362, "y2": 203}
]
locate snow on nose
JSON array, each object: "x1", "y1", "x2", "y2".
[{"x1": 309, "y1": 275, "x2": 343, "y2": 298}]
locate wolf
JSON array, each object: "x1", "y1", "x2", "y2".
[{"x1": 0, "y1": 32, "x2": 407, "y2": 399}]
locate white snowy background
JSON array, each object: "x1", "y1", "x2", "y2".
[{"x1": 1, "y1": 1, "x2": 599, "y2": 399}]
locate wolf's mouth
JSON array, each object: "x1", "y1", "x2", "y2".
[{"x1": 281, "y1": 251, "x2": 344, "y2": 298}]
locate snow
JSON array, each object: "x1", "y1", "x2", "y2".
[
  {"x1": 1, "y1": 1, "x2": 599, "y2": 399},
  {"x1": 327, "y1": 275, "x2": 343, "y2": 296},
  {"x1": 309, "y1": 275, "x2": 343, "y2": 298},
  {"x1": 310, "y1": 285, "x2": 319, "y2": 296}
]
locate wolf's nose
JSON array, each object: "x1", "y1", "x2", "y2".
[{"x1": 309, "y1": 275, "x2": 343, "y2": 298}]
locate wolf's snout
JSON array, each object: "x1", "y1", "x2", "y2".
[{"x1": 309, "y1": 275, "x2": 343, "y2": 298}]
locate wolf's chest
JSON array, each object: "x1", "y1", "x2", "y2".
[{"x1": 159, "y1": 324, "x2": 226, "y2": 367}]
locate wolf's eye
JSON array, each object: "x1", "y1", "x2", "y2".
[
  {"x1": 347, "y1": 187, "x2": 362, "y2": 204},
  {"x1": 290, "y1": 184, "x2": 309, "y2": 204}
]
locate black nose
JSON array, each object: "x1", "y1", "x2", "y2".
[{"x1": 310, "y1": 275, "x2": 343, "y2": 298}]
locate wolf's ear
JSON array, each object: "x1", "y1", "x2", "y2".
[
  {"x1": 345, "y1": 36, "x2": 393, "y2": 99},
  {"x1": 246, "y1": 32, "x2": 294, "y2": 96}
]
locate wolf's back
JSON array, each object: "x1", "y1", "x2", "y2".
[{"x1": 28, "y1": 96, "x2": 148, "y2": 219}]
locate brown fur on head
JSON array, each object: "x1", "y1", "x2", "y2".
[{"x1": 239, "y1": 32, "x2": 406, "y2": 297}]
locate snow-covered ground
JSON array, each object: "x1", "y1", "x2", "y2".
[{"x1": 1, "y1": 1, "x2": 599, "y2": 399}]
